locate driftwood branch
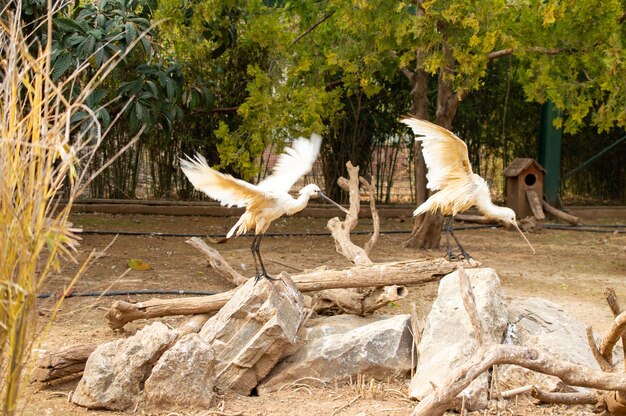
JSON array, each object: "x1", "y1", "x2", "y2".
[
  {"x1": 500, "y1": 385, "x2": 533, "y2": 399},
  {"x1": 530, "y1": 386, "x2": 600, "y2": 405},
  {"x1": 186, "y1": 230, "x2": 403, "y2": 316},
  {"x1": 105, "y1": 258, "x2": 455, "y2": 329},
  {"x1": 186, "y1": 237, "x2": 248, "y2": 285},
  {"x1": 601, "y1": 286, "x2": 626, "y2": 409},
  {"x1": 411, "y1": 342, "x2": 626, "y2": 415},
  {"x1": 587, "y1": 326, "x2": 614, "y2": 372},
  {"x1": 319, "y1": 161, "x2": 398, "y2": 315},
  {"x1": 32, "y1": 343, "x2": 99, "y2": 382},
  {"x1": 328, "y1": 162, "x2": 371, "y2": 265},
  {"x1": 360, "y1": 176, "x2": 380, "y2": 255},
  {"x1": 600, "y1": 311, "x2": 626, "y2": 367},
  {"x1": 312, "y1": 285, "x2": 408, "y2": 315},
  {"x1": 582, "y1": 286, "x2": 626, "y2": 413},
  {"x1": 542, "y1": 201, "x2": 581, "y2": 225},
  {"x1": 411, "y1": 271, "x2": 626, "y2": 416}
]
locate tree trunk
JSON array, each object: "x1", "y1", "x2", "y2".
[
  {"x1": 402, "y1": 42, "x2": 461, "y2": 250},
  {"x1": 404, "y1": 211, "x2": 445, "y2": 249}
]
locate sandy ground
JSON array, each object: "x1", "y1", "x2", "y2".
[{"x1": 22, "y1": 212, "x2": 626, "y2": 416}]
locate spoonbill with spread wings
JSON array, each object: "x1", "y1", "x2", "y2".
[
  {"x1": 400, "y1": 116, "x2": 535, "y2": 261},
  {"x1": 181, "y1": 134, "x2": 348, "y2": 282}
]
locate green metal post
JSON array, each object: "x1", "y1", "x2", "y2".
[{"x1": 538, "y1": 101, "x2": 563, "y2": 206}]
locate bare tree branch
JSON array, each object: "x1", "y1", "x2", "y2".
[
  {"x1": 412, "y1": 342, "x2": 626, "y2": 416},
  {"x1": 530, "y1": 386, "x2": 600, "y2": 405},
  {"x1": 500, "y1": 385, "x2": 533, "y2": 399},
  {"x1": 488, "y1": 48, "x2": 514, "y2": 62},
  {"x1": 411, "y1": 270, "x2": 626, "y2": 416},
  {"x1": 604, "y1": 287, "x2": 626, "y2": 372},
  {"x1": 186, "y1": 237, "x2": 248, "y2": 286},
  {"x1": 600, "y1": 311, "x2": 626, "y2": 365},
  {"x1": 488, "y1": 47, "x2": 576, "y2": 63},
  {"x1": 360, "y1": 176, "x2": 379, "y2": 255},
  {"x1": 587, "y1": 326, "x2": 614, "y2": 372},
  {"x1": 292, "y1": 10, "x2": 336, "y2": 45}
]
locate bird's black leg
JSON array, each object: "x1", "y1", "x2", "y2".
[
  {"x1": 447, "y1": 217, "x2": 474, "y2": 261},
  {"x1": 254, "y1": 234, "x2": 280, "y2": 282},
  {"x1": 250, "y1": 235, "x2": 262, "y2": 283},
  {"x1": 444, "y1": 216, "x2": 460, "y2": 261}
]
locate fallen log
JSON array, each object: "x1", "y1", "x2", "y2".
[
  {"x1": 32, "y1": 343, "x2": 99, "y2": 382},
  {"x1": 105, "y1": 258, "x2": 455, "y2": 329},
  {"x1": 542, "y1": 201, "x2": 581, "y2": 225},
  {"x1": 313, "y1": 285, "x2": 408, "y2": 315}
]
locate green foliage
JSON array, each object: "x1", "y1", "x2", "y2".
[
  {"x1": 514, "y1": 0, "x2": 625, "y2": 133},
  {"x1": 409, "y1": 0, "x2": 510, "y2": 96},
  {"x1": 153, "y1": 0, "x2": 624, "y2": 196},
  {"x1": 117, "y1": 63, "x2": 185, "y2": 133},
  {"x1": 18, "y1": 0, "x2": 623, "y2": 201}
]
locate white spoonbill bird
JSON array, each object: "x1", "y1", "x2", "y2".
[
  {"x1": 180, "y1": 133, "x2": 348, "y2": 282},
  {"x1": 400, "y1": 116, "x2": 535, "y2": 261}
]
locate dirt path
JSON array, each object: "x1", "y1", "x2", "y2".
[{"x1": 25, "y1": 213, "x2": 626, "y2": 415}]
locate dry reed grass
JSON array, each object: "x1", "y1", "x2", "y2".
[{"x1": 0, "y1": 1, "x2": 143, "y2": 413}]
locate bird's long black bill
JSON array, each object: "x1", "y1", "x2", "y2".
[{"x1": 317, "y1": 191, "x2": 350, "y2": 214}]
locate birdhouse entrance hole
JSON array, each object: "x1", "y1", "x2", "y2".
[{"x1": 524, "y1": 173, "x2": 537, "y2": 187}]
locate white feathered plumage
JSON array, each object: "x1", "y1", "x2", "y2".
[
  {"x1": 180, "y1": 133, "x2": 347, "y2": 281},
  {"x1": 400, "y1": 116, "x2": 535, "y2": 257}
]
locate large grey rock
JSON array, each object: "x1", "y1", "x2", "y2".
[
  {"x1": 200, "y1": 272, "x2": 309, "y2": 395},
  {"x1": 144, "y1": 333, "x2": 215, "y2": 409},
  {"x1": 71, "y1": 322, "x2": 176, "y2": 411},
  {"x1": 498, "y1": 297, "x2": 602, "y2": 391},
  {"x1": 410, "y1": 268, "x2": 508, "y2": 411},
  {"x1": 257, "y1": 314, "x2": 413, "y2": 394}
]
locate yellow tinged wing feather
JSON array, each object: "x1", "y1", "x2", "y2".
[
  {"x1": 257, "y1": 133, "x2": 322, "y2": 193},
  {"x1": 180, "y1": 154, "x2": 264, "y2": 208},
  {"x1": 400, "y1": 117, "x2": 473, "y2": 191}
]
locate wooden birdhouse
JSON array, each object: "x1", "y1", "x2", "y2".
[{"x1": 502, "y1": 158, "x2": 546, "y2": 220}]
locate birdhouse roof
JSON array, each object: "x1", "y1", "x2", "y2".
[{"x1": 502, "y1": 158, "x2": 546, "y2": 177}]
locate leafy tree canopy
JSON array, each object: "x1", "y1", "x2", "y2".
[{"x1": 158, "y1": 0, "x2": 624, "y2": 164}]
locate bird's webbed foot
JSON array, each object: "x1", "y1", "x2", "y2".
[
  {"x1": 445, "y1": 246, "x2": 474, "y2": 263},
  {"x1": 458, "y1": 248, "x2": 474, "y2": 263},
  {"x1": 263, "y1": 274, "x2": 281, "y2": 282},
  {"x1": 253, "y1": 272, "x2": 281, "y2": 285},
  {"x1": 446, "y1": 248, "x2": 461, "y2": 262}
]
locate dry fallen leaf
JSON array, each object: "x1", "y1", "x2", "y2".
[{"x1": 127, "y1": 258, "x2": 152, "y2": 271}]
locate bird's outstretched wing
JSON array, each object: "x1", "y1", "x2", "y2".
[
  {"x1": 257, "y1": 133, "x2": 322, "y2": 193},
  {"x1": 180, "y1": 154, "x2": 262, "y2": 207},
  {"x1": 400, "y1": 117, "x2": 473, "y2": 191}
]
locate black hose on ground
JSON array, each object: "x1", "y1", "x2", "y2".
[
  {"x1": 46, "y1": 223, "x2": 623, "y2": 301},
  {"x1": 76, "y1": 223, "x2": 626, "y2": 238},
  {"x1": 37, "y1": 289, "x2": 219, "y2": 299}
]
